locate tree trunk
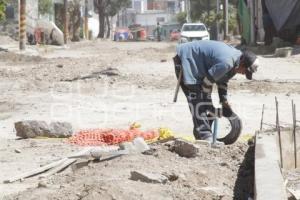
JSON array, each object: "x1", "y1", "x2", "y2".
[
  {"x1": 96, "y1": 0, "x2": 105, "y2": 38},
  {"x1": 106, "y1": 15, "x2": 110, "y2": 39}
]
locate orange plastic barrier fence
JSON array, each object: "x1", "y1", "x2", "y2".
[{"x1": 68, "y1": 128, "x2": 159, "y2": 146}]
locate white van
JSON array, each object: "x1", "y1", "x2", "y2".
[{"x1": 179, "y1": 23, "x2": 210, "y2": 43}]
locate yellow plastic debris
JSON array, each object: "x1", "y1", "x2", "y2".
[
  {"x1": 239, "y1": 134, "x2": 254, "y2": 142},
  {"x1": 178, "y1": 135, "x2": 195, "y2": 142},
  {"x1": 130, "y1": 122, "x2": 141, "y2": 130},
  {"x1": 158, "y1": 127, "x2": 174, "y2": 140}
]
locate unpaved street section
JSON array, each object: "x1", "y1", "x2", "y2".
[
  {"x1": 0, "y1": 38, "x2": 300, "y2": 199},
  {"x1": 1, "y1": 139, "x2": 254, "y2": 200}
]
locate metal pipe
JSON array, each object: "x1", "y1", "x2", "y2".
[
  {"x1": 63, "y1": 0, "x2": 68, "y2": 44},
  {"x1": 292, "y1": 101, "x2": 297, "y2": 168},
  {"x1": 213, "y1": 118, "x2": 219, "y2": 144},
  {"x1": 19, "y1": 0, "x2": 26, "y2": 50}
]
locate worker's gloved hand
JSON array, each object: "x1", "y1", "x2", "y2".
[
  {"x1": 202, "y1": 77, "x2": 213, "y2": 93},
  {"x1": 222, "y1": 101, "x2": 233, "y2": 117}
]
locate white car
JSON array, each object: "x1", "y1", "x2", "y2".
[{"x1": 179, "y1": 23, "x2": 210, "y2": 43}]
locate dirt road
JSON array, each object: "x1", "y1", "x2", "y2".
[{"x1": 0, "y1": 37, "x2": 299, "y2": 199}]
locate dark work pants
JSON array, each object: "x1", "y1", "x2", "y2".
[{"x1": 174, "y1": 64, "x2": 215, "y2": 140}]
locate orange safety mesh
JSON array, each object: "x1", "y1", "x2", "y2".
[{"x1": 68, "y1": 128, "x2": 159, "y2": 146}]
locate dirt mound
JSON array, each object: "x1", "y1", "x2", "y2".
[
  {"x1": 0, "y1": 52, "x2": 44, "y2": 63},
  {"x1": 3, "y1": 141, "x2": 254, "y2": 200}
]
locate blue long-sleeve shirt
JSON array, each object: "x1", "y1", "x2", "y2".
[{"x1": 176, "y1": 40, "x2": 242, "y2": 102}]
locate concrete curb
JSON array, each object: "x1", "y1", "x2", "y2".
[{"x1": 255, "y1": 132, "x2": 287, "y2": 200}]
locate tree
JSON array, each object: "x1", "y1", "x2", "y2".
[
  {"x1": 68, "y1": 0, "x2": 81, "y2": 41},
  {"x1": 176, "y1": 12, "x2": 187, "y2": 25},
  {"x1": 38, "y1": 0, "x2": 53, "y2": 16},
  {"x1": 190, "y1": 0, "x2": 238, "y2": 34},
  {"x1": 0, "y1": 0, "x2": 7, "y2": 21},
  {"x1": 94, "y1": 0, "x2": 108, "y2": 38},
  {"x1": 94, "y1": 0, "x2": 130, "y2": 38},
  {"x1": 105, "y1": 0, "x2": 130, "y2": 38}
]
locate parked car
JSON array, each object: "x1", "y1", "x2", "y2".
[
  {"x1": 179, "y1": 23, "x2": 210, "y2": 43},
  {"x1": 170, "y1": 29, "x2": 181, "y2": 41}
]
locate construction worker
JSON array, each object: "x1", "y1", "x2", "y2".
[{"x1": 174, "y1": 40, "x2": 259, "y2": 141}]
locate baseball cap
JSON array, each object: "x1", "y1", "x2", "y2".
[{"x1": 242, "y1": 50, "x2": 259, "y2": 80}]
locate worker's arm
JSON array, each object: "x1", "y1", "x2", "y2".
[
  {"x1": 207, "y1": 62, "x2": 232, "y2": 83},
  {"x1": 217, "y1": 82, "x2": 228, "y2": 104},
  {"x1": 202, "y1": 62, "x2": 232, "y2": 94},
  {"x1": 217, "y1": 82, "x2": 233, "y2": 117}
]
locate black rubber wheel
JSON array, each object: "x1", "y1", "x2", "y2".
[{"x1": 217, "y1": 112, "x2": 243, "y2": 145}]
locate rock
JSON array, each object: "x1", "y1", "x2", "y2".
[
  {"x1": 163, "y1": 172, "x2": 179, "y2": 182},
  {"x1": 198, "y1": 186, "x2": 226, "y2": 196},
  {"x1": 37, "y1": 181, "x2": 47, "y2": 188},
  {"x1": 14, "y1": 149, "x2": 21, "y2": 153},
  {"x1": 142, "y1": 148, "x2": 157, "y2": 155},
  {"x1": 15, "y1": 120, "x2": 73, "y2": 138},
  {"x1": 15, "y1": 121, "x2": 50, "y2": 138},
  {"x1": 49, "y1": 122, "x2": 73, "y2": 138},
  {"x1": 130, "y1": 170, "x2": 168, "y2": 184},
  {"x1": 56, "y1": 64, "x2": 63, "y2": 68},
  {"x1": 173, "y1": 139, "x2": 199, "y2": 158}
]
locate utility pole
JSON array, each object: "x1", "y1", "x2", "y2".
[
  {"x1": 216, "y1": 0, "x2": 219, "y2": 40},
  {"x1": 186, "y1": 0, "x2": 191, "y2": 22},
  {"x1": 206, "y1": 0, "x2": 210, "y2": 17},
  {"x1": 19, "y1": 0, "x2": 26, "y2": 50},
  {"x1": 84, "y1": 0, "x2": 89, "y2": 39},
  {"x1": 223, "y1": 0, "x2": 228, "y2": 40},
  {"x1": 63, "y1": 0, "x2": 69, "y2": 44}
]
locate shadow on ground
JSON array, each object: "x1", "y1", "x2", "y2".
[{"x1": 234, "y1": 144, "x2": 255, "y2": 200}]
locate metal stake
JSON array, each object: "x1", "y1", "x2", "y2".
[
  {"x1": 260, "y1": 104, "x2": 265, "y2": 131},
  {"x1": 275, "y1": 97, "x2": 283, "y2": 168},
  {"x1": 292, "y1": 101, "x2": 297, "y2": 168}
]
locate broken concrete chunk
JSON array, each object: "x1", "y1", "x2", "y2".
[
  {"x1": 15, "y1": 120, "x2": 73, "y2": 138},
  {"x1": 274, "y1": 47, "x2": 293, "y2": 57},
  {"x1": 173, "y1": 139, "x2": 199, "y2": 158},
  {"x1": 49, "y1": 122, "x2": 73, "y2": 138},
  {"x1": 130, "y1": 170, "x2": 168, "y2": 184},
  {"x1": 15, "y1": 121, "x2": 50, "y2": 138}
]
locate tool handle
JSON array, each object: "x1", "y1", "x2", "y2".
[{"x1": 173, "y1": 69, "x2": 183, "y2": 102}]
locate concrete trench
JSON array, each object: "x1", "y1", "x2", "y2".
[{"x1": 255, "y1": 128, "x2": 300, "y2": 200}]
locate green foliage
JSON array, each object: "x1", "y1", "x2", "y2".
[
  {"x1": 190, "y1": 0, "x2": 238, "y2": 33},
  {"x1": 176, "y1": 12, "x2": 187, "y2": 25},
  {"x1": 0, "y1": 0, "x2": 7, "y2": 21},
  {"x1": 38, "y1": 0, "x2": 53, "y2": 16},
  {"x1": 106, "y1": 0, "x2": 131, "y2": 16}
]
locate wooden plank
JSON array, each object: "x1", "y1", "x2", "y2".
[
  {"x1": 281, "y1": 130, "x2": 295, "y2": 169},
  {"x1": 3, "y1": 158, "x2": 68, "y2": 183},
  {"x1": 39, "y1": 158, "x2": 76, "y2": 178}
]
